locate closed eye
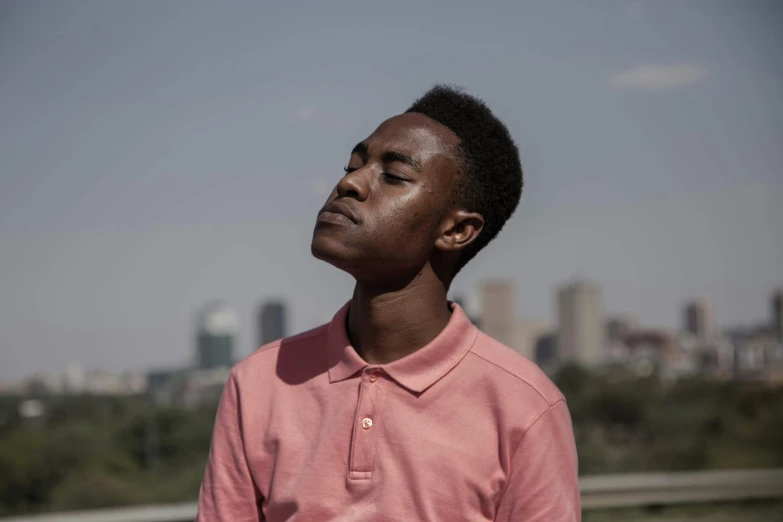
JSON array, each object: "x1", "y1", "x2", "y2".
[{"x1": 382, "y1": 172, "x2": 405, "y2": 185}]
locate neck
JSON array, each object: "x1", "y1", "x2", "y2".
[{"x1": 347, "y1": 267, "x2": 452, "y2": 365}]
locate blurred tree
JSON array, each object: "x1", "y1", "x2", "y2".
[
  {"x1": 1, "y1": 380, "x2": 782, "y2": 516},
  {"x1": 0, "y1": 427, "x2": 49, "y2": 515},
  {"x1": 553, "y1": 363, "x2": 591, "y2": 399},
  {"x1": 49, "y1": 470, "x2": 141, "y2": 510}
]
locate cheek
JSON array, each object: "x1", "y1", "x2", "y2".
[
  {"x1": 322, "y1": 187, "x2": 339, "y2": 206},
  {"x1": 382, "y1": 196, "x2": 441, "y2": 245}
]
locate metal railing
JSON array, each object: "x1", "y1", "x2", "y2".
[
  {"x1": 579, "y1": 467, "x2": 783, "y2": 509},
  {"x1": 3, "y1": 468, "x2": 782, "y2": 522}
]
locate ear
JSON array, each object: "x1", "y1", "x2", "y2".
[{"x1": 434, "y1": 210, "x2": 484, "y2": 253}]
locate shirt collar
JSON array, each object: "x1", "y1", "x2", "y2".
[{"x1": 326, "y1": 300, "x2": 479, "y2": 394}]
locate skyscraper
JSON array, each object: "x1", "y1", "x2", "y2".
[
  {"x1": 196, "y1": 301, "x2": 238, "y2": 370},
  {"x1": 557, "y1": 280, "x2": 605, "y2": 367},
  {"x1": 514, "y1": 320, "x2": 553, "y2": 361},
  {"x1": 683, "y1": 298, "x2": 716, "y2": 341},
  {"x1": 606, "y1": 314, "x2": 640, "y2": 344},
  {"x1": 534, "y1": 332, "x2": 558, "y2": 372},
  {"x1": 259, "y1": 300, "x2": 287, "y2": 347},
  {"x1": 451, "y1": 294, "x2": 481, "y2": 328},
  {"x1": 480, "y1": 280, "x2": 516, "y2": 349},
  {"x1": 773, "y1": 288, "x2": 783, "y2": 343}
]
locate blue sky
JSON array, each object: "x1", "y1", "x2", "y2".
[{"x1": 1, "y1": 0, "x2": 781, "y2": 380}]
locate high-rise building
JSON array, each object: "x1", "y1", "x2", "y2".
[
  {"x1": 258, "y1": 300, "x2": 287, "y2": 347},
  {"x1": 452, "y1": 293, "x2": 481, "y2": 328},
  {"x1": 514, "y1": 320, "x2": 553, "y2": 361},
  {"x1": 606, "y1": 314, "x2": 640, "y2": 344},
  {"x1": 772, "y1": 288, "x2": 783, "y2": 343},
  {"x1": 557, "y1": 280, "x2": 605, "y2": 367},
  {"x1": 534, "y1": 333, "x2": 558, "y2": 371},
  {"x1": 196, "y1": 301, "x2": 238, "y2": 370},
  {"x1": 683, "y1": 298, "x2": 716, "y2": 341},
  {"x1": 480, "y1": 280, "x2": 516, "y2": 348}
]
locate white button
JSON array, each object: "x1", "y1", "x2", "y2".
[
  {"x1": 368, "y1": 372, "x2": 379, "y2": 383},
  {"x1": 361, "y1": 417, "x2": 373, "y2": 429}
]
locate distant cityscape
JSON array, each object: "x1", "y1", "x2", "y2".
[
  {"x1": 477, "y1": 280, "x2": 783, "y2": 383},
  {"x1": 6, "y1": 281, "x2": 783, "y2": 411}
]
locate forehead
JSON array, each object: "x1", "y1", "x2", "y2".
[{"x1": 362, "y1": 113, "x2": 461, "y2": 165}]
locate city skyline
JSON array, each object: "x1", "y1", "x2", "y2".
[
  {"x1": 6, "y1": 280, "x2": 782, "y2": 385},
  {"x1": 1, "y1": 1, "x2": 782, "y2": 379},
  {"x1": 258, "y1": 300, "x2": 288, "y2": 348}
]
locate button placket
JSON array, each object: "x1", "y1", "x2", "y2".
[{"x1": 348, "y1": 368, "x2": 383, "y2": 480}]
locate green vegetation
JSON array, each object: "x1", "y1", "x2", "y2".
[
  {"x1": 0, "y1": 394, "x2": 215, "y2": 516},
  {"x1": 0, "y1": 369, "x2": 782, "y2": 517},
  {"x1": 553, "y1": 366, "x2": 783, "y2": 474}
]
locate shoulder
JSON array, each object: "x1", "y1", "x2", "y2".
[
  {"x1": 231, "y1": 323, "x2": 330, "y2": 383},
  {"x1": 467, "y1": 331, "x2": 564, "y2": 407}
]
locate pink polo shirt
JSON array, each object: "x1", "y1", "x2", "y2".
[{"x1": 197, "y1": 302, "x2": 580, "y2": 521}]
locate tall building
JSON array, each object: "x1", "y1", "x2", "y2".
[
  {"x1": 773, "y1": 288, "x2": 783, "y2": 343},
  {"x1": 196, "y1": 301, "x2": 238, "y2": 370},
  {"x1": 534, "y1": 333, "x2": 558, "y2": 371},
  {"x1": 480, "y1": 280, "x2": 516, "y2": 348},
  {"x1": 452, "y1": 293, "x2": 481, "y2": 328},
  {"x1": 683, "y1": 298, "x2": 716, "y2": 341},
  {"x1": 606, "y1": 314, "x2": 640, "y2": 344},
  {"x1": 557, "y1": 280, "x2": 605, "y2": 367},
  {"x1": 514, "y1": 320, "x2": 553, "y2": 361},
  {"x1": 258, "y1": 300, "x2": 287, "y2": 347}
]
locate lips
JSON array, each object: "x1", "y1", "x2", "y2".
[{"x1": 318, "y1": 200, "x2": 359, "y2": 224}]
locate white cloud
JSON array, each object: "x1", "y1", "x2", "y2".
[
  {"x1": 609, "y1": 65, "x2": 708, "y2": 92},
  {"x1": 294, "y1": 105, "x2": 318, "y2": 122}
]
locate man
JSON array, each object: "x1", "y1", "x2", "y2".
[{"x1": 197, "y1": 85, "x2": 580, "y2": 521}]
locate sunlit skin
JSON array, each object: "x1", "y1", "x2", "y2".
[{"x1": 311, "y1": 113, "x2": 484, "y2": 365}]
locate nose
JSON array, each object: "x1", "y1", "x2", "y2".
[{"x1": 336, "y1": 167, "x2": 370, "y2": 202}]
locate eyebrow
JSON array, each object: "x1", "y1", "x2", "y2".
[
  {"x1": 350, "y1": 142, "x2": 422, "y2": 172},
  {"x1": 382, "y1": 151, "x2": 422, "y2": 172},
  {"x1": 351, "y1": 142, "x2": 369, "y2": 161}
]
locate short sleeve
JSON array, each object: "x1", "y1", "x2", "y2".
[
  {"x1": 196, "y1": 370, "x2": 264, "y2": 522},
  {"x1": 494, "y1": 400, "x2": 580, "y2": 521}
]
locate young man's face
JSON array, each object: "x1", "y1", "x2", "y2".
[{"x1": 311, "y1": 112, "x2": 463, "y2": 282}]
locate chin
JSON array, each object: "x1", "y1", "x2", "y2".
[{"x1": 311, "y1": 235, "x2": 358, "y2": 275}]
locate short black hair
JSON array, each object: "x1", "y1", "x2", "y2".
[{"x1": 406, "y1": 85, "x2": 523, "y2": 273}]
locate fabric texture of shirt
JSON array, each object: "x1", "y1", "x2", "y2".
[{"x1": 197, "y1": 302, "x2": 580, "y2": 521}]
